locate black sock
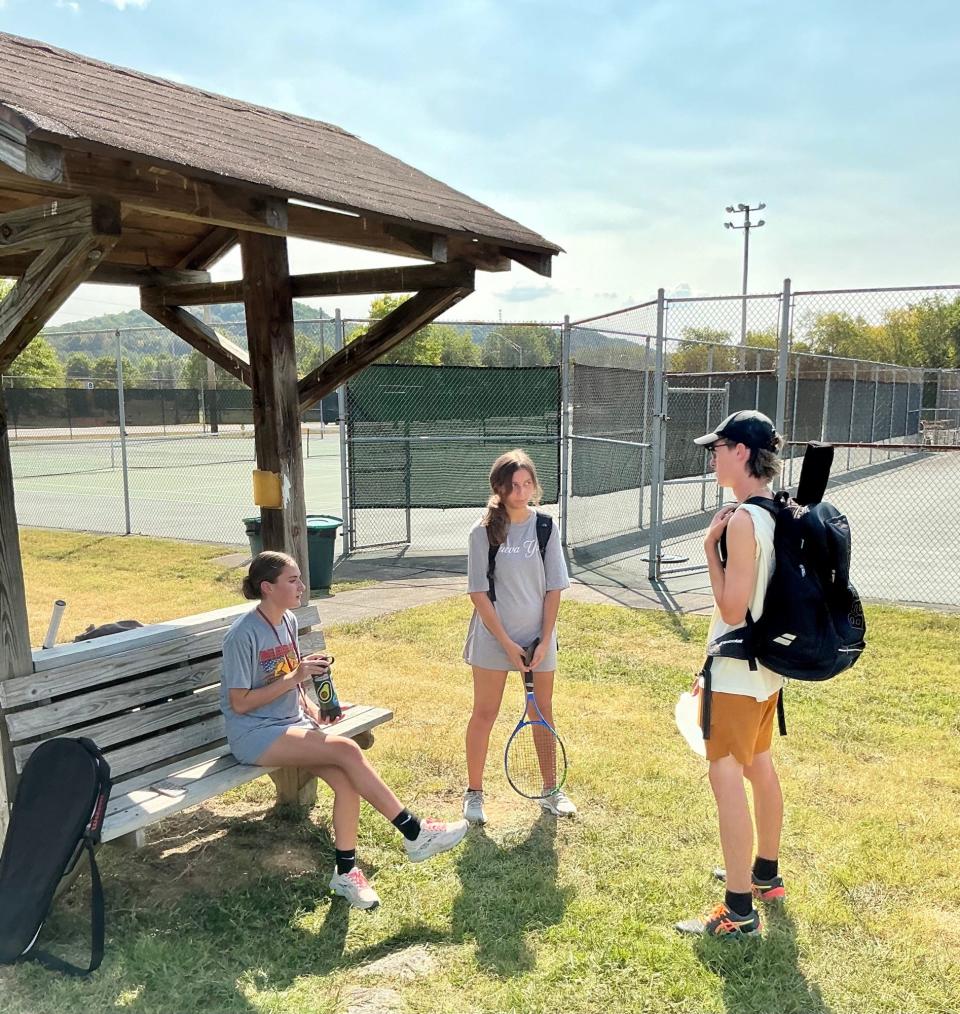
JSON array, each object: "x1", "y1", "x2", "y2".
[
  {"x1": 335, "y1": 848, "x2": 356, "y2": 875},
  {"x1": 391, "y1": 809, "x2": 422, "y2": 842},
  {"x1": 725, "y1": 890, "x2": 754, "y2": 917},
  {"x1": 753, "y1": 856, "x2": 779, "y2": 881}
]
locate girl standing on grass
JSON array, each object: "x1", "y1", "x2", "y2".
[
  {"x1": 221, "y1": 551, "x2": 468, "y2": 910},
  {"x1": 461, "y1": 449, "x2": 576, "y2": 825}
]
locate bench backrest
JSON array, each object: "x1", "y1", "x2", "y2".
[{"x1": 0, "y1": 604, "x2": 320, "y2": 789}]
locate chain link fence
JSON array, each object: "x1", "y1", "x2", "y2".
[{"x1": 6, "y1": 288, "x2": 959, "y2": 606}]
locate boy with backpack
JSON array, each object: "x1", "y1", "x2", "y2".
[{"x1": 676, "y1": 410, "x2": 786, "y2": 938}]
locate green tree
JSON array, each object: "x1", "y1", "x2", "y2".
[
  {"x1": 8, "y1": 334, "x2": 65, "y2": 387},
  {"x1": 64, "y1": 352, "x2": 95, "y2": 387},
  {"x1": 481, "y1": 324, "x2": 559, "y2": 367},
  {"x1": 179, "y1": 349, "x2": 246, "y2": 390},
  {"x1": 669, "y1": 328, "x2": 736, "y2": 373},
  {"x1": 348, "y1": 295, "x2": 481, "y2": 366}
]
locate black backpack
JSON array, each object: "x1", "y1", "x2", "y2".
[
  {"x1": 0, "y1": 737, "x2": 112, "y2": 976},
  {"x1": 487, "y1": 511, "x2": 554, "y2": 602},
  {"x1": 699, "y1": 473, "x2": 867, "y2": 739}
]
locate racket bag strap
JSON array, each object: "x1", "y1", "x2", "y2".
[
  {"x1": 29, "y1": 837, "x2": 105, "y2": 977},
  {"x1": 699, "y1": 658, "x2": 713, "y2": 741},
  {"x1": 777, "y1": 689, "x2": 787, "y2": 737}
]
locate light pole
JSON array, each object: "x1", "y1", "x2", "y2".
[
  {"x1": 504, "y1": 338, "x2": 522, "y2": 367},
  {"x1": 724, "y1": 202, "x2": 765, "y2": 345}
]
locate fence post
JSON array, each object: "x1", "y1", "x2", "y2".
[
  {"x1": 648, "y1": 289, "x2": 666, "y2": 581},
  {"x1": 775, "y1": 278, "x2": 791, "y2": 434},
  {"x1": 115, "y1": 329, "x2": 132, "y2": 535},
  {"x1": 820, "y1": 358, "x2": 832, "y2": 442},
  {"x1": 869, "y1": 366, "x2": 879, "y2": 464},
  {"x1": 559, "y1": 315, "x2": 571, "y2": 547},
  {"x1": 847, "y1": 360, "x2": 857, "y2": 470},
  {"x1": 335, "y1": 309, "x2": 350, "y2": 557}
]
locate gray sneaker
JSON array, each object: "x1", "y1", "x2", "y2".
[
  {"x1": 462, "y1": 789, "x2": 487, "y2": 825},
  {"x1": 539, "y1": 788, "x2": 577, "y2": 817},
  {"x1": 403, "y1": 818, "x2": 469, "y2": 863}
]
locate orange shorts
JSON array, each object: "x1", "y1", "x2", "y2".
[{"x1": 700, "y1": 690, "x2": 779, "y2": 766}]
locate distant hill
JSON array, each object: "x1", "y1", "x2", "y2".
[{"x1": 44, "y1": 302, "x2": 334, "y2": 360}]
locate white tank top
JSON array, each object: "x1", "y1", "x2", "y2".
[{"x1": 706, "y1": 501, "x2": 784, "y2": 701}]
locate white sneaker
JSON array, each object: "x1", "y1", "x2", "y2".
[
  {"x1": 329, "y1": 866, "x2": 380, "y2": 910},
  {"x1": 462, "y1": 789, "x2": 487, "y2": 825},
  {"x1": 539, "y1": 789, "x2": 577, "y2": 817},
  {"x1": 403, "y1": 818, "x2": 469, "y2": 863}
]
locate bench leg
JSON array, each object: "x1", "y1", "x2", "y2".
[
  {"x1": 113, "y1": 828, "x2": 146, "y2": 851},
  {"x1": 269, "y1": 768, "x2": 318, "y2": 809}
]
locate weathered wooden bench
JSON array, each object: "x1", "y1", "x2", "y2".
[
  {"x1": 0, "y1": 603, "x2": 392, "y2": 847},
  {"x1": 920, "y1": 419, "x2": 959, "y2": 446}
]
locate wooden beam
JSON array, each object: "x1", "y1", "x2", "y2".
[
  {"x1": 298, "y1": 279, "x2": 474, "y2": 409},
  {"x1": 0, "y1": 196, "x2": 121, "y2": 255},
  {"x1": 0, "y1": 121, "x2": 63, "y2": 183},
  {"x1": 448, "y1": 237, "x2": 512, "y2": 272},
  {"x1": 240, "y1": 231, "x2": 310, "y2": 573},
  {"x1": 0, "y1": 252, "x2": 210, "y2": 288},
  {"x1": 140, "y1": 298, "x2": 252, "y2": 387},
  {"x1": 0, "y1": 390, "x2": 32, "y2": 843},
  {"x1": 384, "y1": 223, "x2": 448, "y2": 262},
  {"x1": 152, "y1": 261, "x2": 476, "y2": 307},
  {"x1": 504, "y1": 247, "x2": 553, "y2": 278},
  {"x1": 175, "y1": 227, "x2": 238, "y2": 271},
  {"x1": 0, "y1": 231, "x2": 120, "y2": 372}
]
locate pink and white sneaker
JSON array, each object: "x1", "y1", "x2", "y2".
[
  {"x1": 403, "y1": 818, "x2": 469, "y2": 863},
  {"x1": 329, "y1": 866, "x2": 380, "y2": 909}
]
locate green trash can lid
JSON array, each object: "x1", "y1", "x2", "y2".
[
  {"x1": 305, "y1": 514, "x2": 342, "y2": 530},
  {"x1": 242, "y1": 516, "x2": 260, "y2": 525}
]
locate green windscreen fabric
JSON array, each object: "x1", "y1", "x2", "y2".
[{"x1": 346, "y1": 364, "x2": 561, "y2": 509}]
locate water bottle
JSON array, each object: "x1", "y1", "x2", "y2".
[{"x1": 312, "y1": 661, "x2": 342, "y2": 721}]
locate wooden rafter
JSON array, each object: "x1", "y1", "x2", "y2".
[
  {"x1": 0, "y1": 231, "x2": 120, "y2": 372},
  {"x1": 175, "y1": 227, "x2": 238, "y2": 271},
  {"x1": 0, "y1": 196, "x2": 121, "y2": 255},
  {"x1": 139, "y1": 297, "x2": 251, "y2": 387},
  {"x1": 150, "y1": 261, "x2": 476, "y2": 308},
  {"x1": 297, "y1": 278, "x2": 474, "y2": 410},
  {"x1": 0, "y1": 251, "x2": 211, "y2": 288}
]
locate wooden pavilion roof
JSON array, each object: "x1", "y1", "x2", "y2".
[{"x1": 0, "y1": 32, "x2": 559, "y2": 283}]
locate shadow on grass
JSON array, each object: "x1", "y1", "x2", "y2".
[
  {"x1": 694, "y1": 904, "x2": 830, "y2": 1014},
  {"x1": 449, "y1": 813, "x2": 573, "y2": 975},
  {"x1": 7, "y1": 806, "x2": 450, "y2": 1014}
]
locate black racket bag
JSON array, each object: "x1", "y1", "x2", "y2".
[{"x1": 0, "y1": 737, "x2": 111, "y2": 976}]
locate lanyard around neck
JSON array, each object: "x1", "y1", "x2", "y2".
[{"x1": 255, "y1": 607, "x2": 301, "y2": 662}]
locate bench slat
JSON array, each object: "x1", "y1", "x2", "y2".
[
  {"x1": 1, "y1": 606, "x2": 321, "y2": 708},
  {"x1": 4, "y1": 659, "x2": 223, "y2": 744},
  {"x1": 100, "y1": 705, "x2": 394, "y2": 842},
  {"x1": 101, "y1": 715, "x2": 228, "y2": 781},
  {"x1": 12, "y1": 690, "x2": 223, "y2": 772},
  {"x1": 106, "y1": 746, "x2": 234, "y2": 814}
]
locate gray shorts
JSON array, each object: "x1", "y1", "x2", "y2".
[
  {"x1": 462, "y1": 614, "x2": 559, "y2": 671},
  {"x1": 228, "y1": 716, "x2": 317, "y2": 765}
]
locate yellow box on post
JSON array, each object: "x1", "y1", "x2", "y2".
[{"x1": 252, "y1": 469, "x2": 282, "y2": 509}]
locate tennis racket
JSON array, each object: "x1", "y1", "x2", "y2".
[{"x1": 503, "y1": 638, "x2": 568, "y2": 799}]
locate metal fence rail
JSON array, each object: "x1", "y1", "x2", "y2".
[{"x1": 7, "y1": 286, "x2": 960, "y2": 607}]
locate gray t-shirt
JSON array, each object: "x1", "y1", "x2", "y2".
[
  {"x1": 220, "y1": 607, "x2": 310, "y2": 762},
  {"x1": 463, "y1": 509, "x2": 569, "y2": 671}
]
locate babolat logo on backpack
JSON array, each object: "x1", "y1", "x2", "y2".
[{"x1": 0, "y1": 737, "x2": 111, "y2": 976}]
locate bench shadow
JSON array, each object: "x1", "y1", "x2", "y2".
[
  {"x1": 694, "y1": 904, "x2": 831, "y2": 1014},
  {"x1": 449, "y1": 813, "x2": 573, "y2": 975}
]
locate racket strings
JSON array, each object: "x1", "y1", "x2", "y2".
[{"x1": 505, "y1": 721, "x2": 563, "y2": 798}]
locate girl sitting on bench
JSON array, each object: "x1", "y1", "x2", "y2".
[{"x1": 221, "y1": 551, "x2": 468, "y2": 910}]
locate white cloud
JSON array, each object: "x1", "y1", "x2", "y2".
[
  {"x1": 55, "y1": 0, "x2": 81, "y2": 11},
  {"x1": 100, "y1": 0, "x2": 149, "y2": 8}
]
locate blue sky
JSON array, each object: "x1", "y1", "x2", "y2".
[{"x1": 2, "y1": 0, "x2": 959, "y2": 325}]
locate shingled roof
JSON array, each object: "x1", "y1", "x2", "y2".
[{"x1": 0, "y1": 32, "x2": 559, "y2": 255}]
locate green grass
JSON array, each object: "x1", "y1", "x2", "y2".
[
  {"x1": 18, "y1": 529, "x2": 374, "y2": 646},
  {"x1": 2, "y1": 590, "x2": 959, "y2": 1012}
]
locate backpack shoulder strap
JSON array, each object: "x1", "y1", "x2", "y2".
[
  {"x1": 486, "y1": 530, "x2": 499, "y2": 602},
  {"x1": 535, "y1": 512, "x2": 553, "y2": 560},
  {"x1": 28, "y1": 838, "x2": 104, "y2": 977}
]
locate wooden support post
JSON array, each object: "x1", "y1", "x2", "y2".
[
  {"x1": 240, "y1": 230, "x2": 314, "y2": 808},
  {"x1": 268, "y1": 768, "x2": 318, "y2": 810},
  {"x1": 0, "y1": 390, "x2": 32, "y2": 844}
]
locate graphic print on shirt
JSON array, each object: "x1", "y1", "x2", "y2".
[
  {"x1": 498, "y1": 540, "x2": 540, "y2": 558},
  {"x1": 259, "y1": 642, "x2": 298, "y2": 683}
]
